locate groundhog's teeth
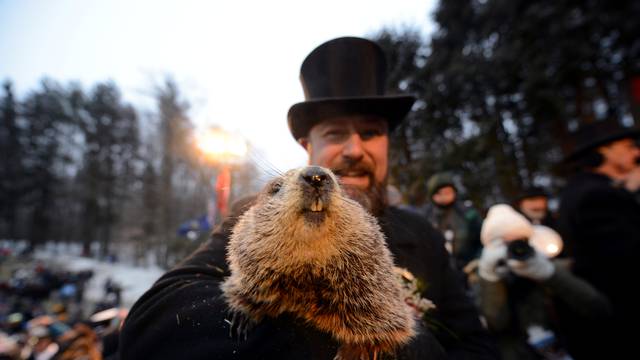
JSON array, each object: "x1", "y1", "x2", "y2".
[{"x1": 311, "y1": 199, "x2": 323, "y2": 212}]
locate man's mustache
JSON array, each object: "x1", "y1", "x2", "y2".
[{"x1": 332, "y1": 162, "x2": 375, "y2": 178}]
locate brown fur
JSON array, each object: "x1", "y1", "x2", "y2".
[{"x1": 221, "y1": 166, "x2": 416, "y2": 359}]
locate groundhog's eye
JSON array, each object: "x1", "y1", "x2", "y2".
[{"x1": 269, "y1": 181, "x2": 282, "y2": 195}]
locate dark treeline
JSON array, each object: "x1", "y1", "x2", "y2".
[
  {"x1": 376, "y1": 0, "x2": 640, "y2": 208},
  {"x1": 0, "y1": 78, "x2": 259, "y2": 267}
]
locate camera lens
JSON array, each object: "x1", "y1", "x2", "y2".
[{"x1": 507, "y1": 239, "x2": 534, "y2": 260}]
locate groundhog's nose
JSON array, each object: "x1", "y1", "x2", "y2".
[{"x1": 301, "y1": 166, "x2": 330, "y2": 189}]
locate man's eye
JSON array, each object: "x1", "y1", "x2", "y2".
[
  {"x1": 323, "y1": 130, "x2": 348, "y2": 142},
  {"x1": 359, "y1": 129, "x2": 382, "y2": 140}
]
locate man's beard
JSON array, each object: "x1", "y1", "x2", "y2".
[
  {"x1": 333, "y1": 162, "x2": 388, "y2": 216},
  {"x1": 522, "y1": 208, "x2": 546, "y2": 222},
  {"x1": 341, "y1": 182, "x2": 387, "y2": 217},
  {"x1": 433, "y1": 201, "x2": 455, "y2": 210}
]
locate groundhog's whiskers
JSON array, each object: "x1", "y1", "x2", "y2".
[{"x1": 245, "y1": 144, "x2": 284, "y2": 179}]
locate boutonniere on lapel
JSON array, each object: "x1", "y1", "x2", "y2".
[{"x1": 394, "y1": 267, "x2": 435, "y2": 319}]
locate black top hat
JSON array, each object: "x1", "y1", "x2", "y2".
[
  {"x1": 287, "y1": 37, "x2": 416, "y2": 141},
  {"x1": 515, "y1": 186, "x2": 548, "y2": 202},
  {"x1": 564, "y1": 119, "x2": 640, "y2": 162}
]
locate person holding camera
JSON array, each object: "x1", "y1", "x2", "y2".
[
  {"x1": 513, "y1": 186, "x2": 558, "y2": 230},
  {"x1": 474, "y1": 204, "x2": 610, "y2": 360}
]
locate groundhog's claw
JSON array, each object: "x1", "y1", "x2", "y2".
[{"x1": 227, "y1": 311, "x2": 253, "y2": 340}]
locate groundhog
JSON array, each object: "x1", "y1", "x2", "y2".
[{"x1": 221, "y1": 166, "x2": 417, "y2": 360}]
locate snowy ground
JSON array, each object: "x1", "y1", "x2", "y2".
[{"x1": 31, "y1": 242, "x2": 165, "y2": 309}]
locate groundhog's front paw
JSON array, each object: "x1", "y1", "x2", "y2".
[{"x1": 225, "y1": 310, "x2": 255, "y2": 340}]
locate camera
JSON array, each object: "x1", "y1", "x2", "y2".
[{"x1": 506, "y1": 239, "x2": 534, "y2": 261}]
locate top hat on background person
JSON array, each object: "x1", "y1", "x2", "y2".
[
  {"x1": 287, "y1": 36, "x2": 416, "y2": 141},
  {"x1": 514, "y1": 186, "x2": 548, "y2": 203},
  {"x1": 563, "y1": 119, "x2": 640, "y2": 163}
]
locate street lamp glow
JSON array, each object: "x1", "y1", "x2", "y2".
[{"x1": 196, "y1": 127, "x2": 247, "y2": 164}]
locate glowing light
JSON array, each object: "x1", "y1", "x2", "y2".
[{"x1": 195, "y1": 127, "x2": 247, "y2": 164}]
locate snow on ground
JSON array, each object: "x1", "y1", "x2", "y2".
[{"x1": 33, "y1": 243, "x2": 165, "y2": 309}]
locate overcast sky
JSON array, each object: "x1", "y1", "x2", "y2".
[{"x1": 0, "y1": 0, "x2": 437, "y2": 171}]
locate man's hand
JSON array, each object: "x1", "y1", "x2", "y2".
[
  {"x1": 478, "y1": 239, "x2": 509, "y2": 282},
  {"x1": 507, "y1": 250, "x2": 555, "y2": 281}
]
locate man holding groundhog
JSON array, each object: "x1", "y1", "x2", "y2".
[{"x1": 119, "y1": 37, "x2": 498, "y2": 359}]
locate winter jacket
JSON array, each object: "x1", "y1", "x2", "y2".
[
  {"x1": 557, "y1": 171, "x2": 640, "y2": 359},
  {"x1": 118, "y1": 202, "x2": 498, "y2": 360},
  {"x1": 420, "y1": 202, "x2": 483, "y2": 269}
]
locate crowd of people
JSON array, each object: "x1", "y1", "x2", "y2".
[
  {"x1": 2, "y1": 35, "x2": 638, "y2": 359},
  {"x1": 407, "y1": 118, "x2": 640, "y2": 359},
  {"x1": 0, "y1": 254, "x2": 124, "y2": 360}
]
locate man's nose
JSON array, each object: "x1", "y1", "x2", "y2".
[{"x1": 341, "y1": 133, "x2": 364, "y2": 160}]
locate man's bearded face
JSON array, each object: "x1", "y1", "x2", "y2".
[
  {"x1": 334, "y1": 160, "x2": 387, "y2": 216},
  {"x1": 598, "y1": 138, "x2": 640, "y2": 175},
  {"x1": 519, "y1": 197, "x2": 548, "y2": 222},
  {"x1": 302, "y1": 115, "x2": 389, "y2": 215}
]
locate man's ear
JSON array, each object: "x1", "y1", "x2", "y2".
[{"x1": 298, "y1": 137, "x2": 311, "y2": 153}]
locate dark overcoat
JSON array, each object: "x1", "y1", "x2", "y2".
[
  {"x1": 557, "y1": 172, "x2": 640, "y2": 359},
  {"x1": 119, "y1": 204, "x2": 498, "y2": 359}
]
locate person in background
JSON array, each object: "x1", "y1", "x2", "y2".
[
  {"x1": 386, "y1": 184, "x2": 404, "y2": 207},
  {"x1": 514, "y1": 186, "x2": 557, "y2": 229},
  {"x1": 557, "y1": 119, "x2": 640, "y2": 359},
  {"x1": 419, "y1": 172, "x2": 483, "y2": 270},
  {"x1": 475, "y1": 204, "x2": 610, "y2": 360}
]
